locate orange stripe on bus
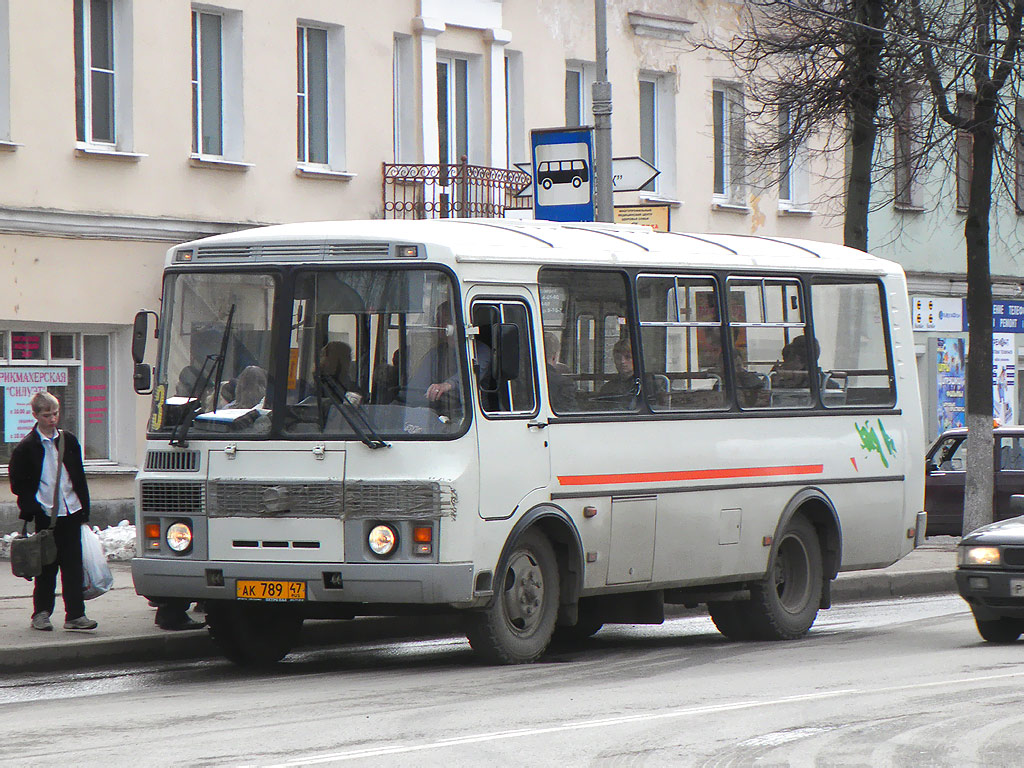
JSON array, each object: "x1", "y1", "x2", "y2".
[{"x1": 557, "y1": 464, "x2": 824, "y2": 486}]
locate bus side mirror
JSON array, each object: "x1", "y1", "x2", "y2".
[
  {"x1": 492, "y1": 323, "x2": 520, "y2": 382},
  {"x1": 132, "y1": 310, "x2": 158, "y2": 395}
]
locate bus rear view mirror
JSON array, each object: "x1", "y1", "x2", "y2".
[
  {"x1": 493, "y1": 323, "x2": 520, "y2": 382},
  {"x1": 133, "y1": 362, "x2": 153, "y2": 394},
  {"x1": 132, "y1": 310, "x2": 158, "y2": 363}
]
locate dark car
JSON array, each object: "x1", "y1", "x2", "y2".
[
  {"x1": 956, "y1": 502, "x2": 1024, "y2": 642},
  {"x1": 924, "y1": 426, "x2": 1024, "y2": 536}
]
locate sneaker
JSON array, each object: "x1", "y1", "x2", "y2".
[
  {"x1": 64, "y1": 616, "x2": 98, "y2": 631},
  {"x1": 31, "y1": 612, "x2": 53, "y2": 631}
]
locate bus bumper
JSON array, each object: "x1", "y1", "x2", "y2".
[{"x1": 131, "y1": 557, "x2": 477, "y2": 605}]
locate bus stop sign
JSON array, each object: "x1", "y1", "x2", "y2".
[{"x1": 530, "y1": 127, "x2": 594, "y2": 222}]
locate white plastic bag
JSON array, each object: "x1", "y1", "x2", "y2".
[{"x1": 81, "y1": 525, "x2": 114, "y2": 600}]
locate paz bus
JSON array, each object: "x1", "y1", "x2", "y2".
[{"x1": 129, "y1": 218, "x2": 925, "y2": 666}]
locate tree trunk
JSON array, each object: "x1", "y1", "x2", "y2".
[
  {"x1": 843, "y1": 0, "x2": 886, "y2": 251},
  {"x1": 962, "y1": 89, "x2": 997, "y2": 535}
]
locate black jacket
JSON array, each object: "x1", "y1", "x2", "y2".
[{"x1": 8, "y1": 428, "x2": 90, "y2": 526}]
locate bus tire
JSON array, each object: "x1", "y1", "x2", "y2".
[
  {"x1": 746, "y1": 515, "x2": 823, "y2": 640},
  {"x1": 206, "y1": 601, "x2": 303, "y2": 667},
  {"x1": 975, "y1": 616, "x2": 1023, "y2": 643},
  {"x1": 551, "y1": 617, "x2": 604, "y2": 646},
  {"x1": 707, "y1": 601, "x2": 753, "y2": 641},
  {"x1": 465, "y1": 530, "x2": 560, "y2": 664}
]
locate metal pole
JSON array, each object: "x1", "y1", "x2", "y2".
[{"x1": 592, "y1": 0, "x2": 613, "y2": 222}]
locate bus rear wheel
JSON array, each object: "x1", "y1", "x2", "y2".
[
  {"x1": 745, "y1": 515, "x2": 823, "y2": 640},
  {"x1": 465, "y1": 530, "x2": 560, "y2": 664},
  {"x1": 206, "y1": 601, "x2": 303, "y2": 666}
]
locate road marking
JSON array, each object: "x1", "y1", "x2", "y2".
[{"x1": 259, "y1": 671, "x2": 1024, "y2": 766}]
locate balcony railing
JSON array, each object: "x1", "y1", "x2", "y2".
[{"x1": 382, "y1": 160, "x2": 532, "y2": 220}]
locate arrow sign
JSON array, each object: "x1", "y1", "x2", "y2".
[
  {"x1": 515, "y1": 157, "x2": 658, "y2": 196},
  {"x1": 514, "y1": 162, "x2": 533, "y2": 197},
  {"x1": 611, "y1": 156, "x2": 659, "y2": 191}
]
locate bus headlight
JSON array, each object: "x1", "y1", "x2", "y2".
[
  {"x1": 368, "y1": 524, "x2": 398, "y2": 556},
  {"x1": 960, "y1": 546, "x2": 1001, "y2": 566},
  {"x1": 166, "y1": 521, "x2": 193, "y2": 553}
]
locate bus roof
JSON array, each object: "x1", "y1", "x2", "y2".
[{"x1": 170, "y1": 218, "x2": 902, "y2": 276}]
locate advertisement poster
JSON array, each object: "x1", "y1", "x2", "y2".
[
  {"x1": 0, "y1": 367, "x2": 68, "y2": 442},
  {"x1": 994, "y1": 333, "x2": 1017, "y2": 425},
  {"x1": 936, "y1": 338, "x2": 965, "y2": 431}
]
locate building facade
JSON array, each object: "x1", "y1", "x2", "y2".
[{"x1": 0, "y1": 0, "x2": 847, "y2": 524}]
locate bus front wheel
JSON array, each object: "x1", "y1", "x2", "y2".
[
  {"x1": 745, "y1": 515, "x2": 823, "y2": 640},
  {"x1": 206, "y1": 601, "x2": 303, "y2": 666},
  {"x1": 974, "y1": 615, "x2": 1023, "y2": 643},
  {"x1": 465, "y1": 530, "x2": 560, "y2": 664}
]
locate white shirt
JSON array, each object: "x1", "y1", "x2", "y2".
[{"x1": 35, "y1": 427, "x2": 82, "y2": 518}]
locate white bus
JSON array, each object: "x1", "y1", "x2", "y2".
[{"x1": 130, "y1": 219, "x2": 925, "y2": 666}]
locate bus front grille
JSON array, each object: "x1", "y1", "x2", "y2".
[
  {"x1": 140, "y1": 481, "x2": 205, "y2": 515},
  {"x1": 144, "y1": 450, "x2": 200, "y2": 472},
  {"x1": 208, "y1": 481, "x2": 345, "y2": 518}
]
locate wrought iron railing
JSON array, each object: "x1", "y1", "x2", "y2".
[{"x1": 382, "y1": 159, "x2": 532, "y2": 219}]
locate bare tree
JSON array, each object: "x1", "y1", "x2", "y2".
[{"x1": 908, "y1": 0, "x2": 1024, "y2": 533}]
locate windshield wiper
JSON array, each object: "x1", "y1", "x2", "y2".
[
  {"x1": 170, "y1": 304, "x2": 235, "y2": 448},
  {"x1": 316, "y1": 372, "x2": 389, "y2": 450}
]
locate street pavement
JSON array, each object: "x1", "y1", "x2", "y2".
[{"x1": 0, "y1": 537, "x2": 959, "y2": 673}]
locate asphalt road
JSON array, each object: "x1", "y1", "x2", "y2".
[{"x1": 3, "y1": 592, "x2": 1020, "y2": 766}]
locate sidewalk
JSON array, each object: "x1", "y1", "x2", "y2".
[{"x1": 0, "y1": 537, "x2": 959, "y2": 673}]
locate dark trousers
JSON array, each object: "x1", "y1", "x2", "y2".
[{"x1": 33, "y1": 511, "x2": 85, "y2": 621}]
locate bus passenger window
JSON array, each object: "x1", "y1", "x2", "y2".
[
  {"x1": 637, "y1": 274, "x2": 726, "y2": 411},
  {"x1": 471, "y1": 300, "x2": 537, "y2": 416},
  {"x1": 810, "y1": 281, "x2": 895, "y2": 407}
]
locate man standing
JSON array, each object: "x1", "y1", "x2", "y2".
[{"x1": 9, "y1": 392, "x2": 98, "y2": 631}]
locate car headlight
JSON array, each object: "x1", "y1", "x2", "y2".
[
  {"x1": 368, "y1": 524, "x2": 398, "y2": 556},
  {"x1": 166, "y1": 521, "x2": 193, "y2": 553},
  {"x1": 960, "y1": 546, "x2": 1001, "y2": 566}
]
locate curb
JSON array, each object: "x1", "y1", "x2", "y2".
[{"x1": 0, "y1": 570, "x2": 957, "y2": 674}]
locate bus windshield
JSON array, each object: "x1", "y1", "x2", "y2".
[{"x1": 149, "y1": 266, "x2": 468, "y2": 440}]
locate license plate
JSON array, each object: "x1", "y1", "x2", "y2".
[
  {"x1": 236, "y1": 580, "x2": 306, "y2": 601},
  {"x1": 1010, "y1": 579, "x2": 1024, "y2": 597}
]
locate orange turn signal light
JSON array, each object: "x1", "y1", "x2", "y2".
[
  {"x1": 145, "y1": 523, "x2": 161, "y2": 539},
  {"x1": 413, "y1": 526, "x2": 432, "y2": 543}
]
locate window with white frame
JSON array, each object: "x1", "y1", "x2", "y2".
[
  {"x1": 74, "y1": 0, "x2": 115, "y2": 144},
  {"x1": 1, "y1": 0, "x2": 10, "y2": 142},
  {"x1": 297, "y1": 23, "x2": 346, "y2": 169},
  {"x1": 713, "y1": 82, "x2": 746, "y2": 204},
  {"x1": 564, "y1": 62, "x2": 594, "y2": 128},
  {"x1": 505, "y1": 50, "x2": 525, "y2": 166},
  {"x1": 778, "y1": 106, "x2": 809, "y2": 209},
  {"x1": 893, "y1": 90, "x2": 924, "y2": 209},
  {"x1": 191, "y1": 6, "x2": 242, "y2": 160},
  {"x1": 637, "y1": 73, "x2": 674, "y2": 198},
  {"x1": 437, "y1": 55, "x2": 472, "y2": 167},
  {"x1": 0, "y1": 330, "x2": 112, "y2": 464}
]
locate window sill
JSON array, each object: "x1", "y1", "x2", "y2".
[
  {"x1": 295, "y1": 164, "x2": 356, "y2": 181},
  {"x1": 0, "y1": 462, "x2": 137, "y2": 478},
  {"x1": 74, "y1": 143, "x2": 146, "y2": 162},
  {"x1": 638, "y1": 193, "x2": 682, "y2": 208},
  {"x1": 0, "y1": 140, "x2": 21, "y2": 152},
  {"x1": 893, "y1": 202, "x2": 925, "y2": 213},
  {"x1": 711, "y1": 200, "x2": 750, "y2": 214},
  {"x1": 189, "y1": 154, "x2": 253, "y2": 172},
  {"x1": 778, "y1": 205, "x2": 815, "y2": 217}
]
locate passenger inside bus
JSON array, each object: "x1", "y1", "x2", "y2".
[
  {"x1": 771, "y1": 335, "x2": 819, "y2": 389},
  {"x1": 227, "y1": 365, "x2": 267, "y2": 409},
  {"x1": 543, "y1": 332, "x2": 576, "y2": 412},
  {"x1": 319, "y1": 342, "x2": 363, "y2": 403}
]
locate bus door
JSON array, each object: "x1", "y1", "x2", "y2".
[{"x1": 468, "y1": 293, "x2": 550, "y2": 520}]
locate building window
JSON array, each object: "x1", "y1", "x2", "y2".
[
  {"x1": 505, "y1": 51, "x2": 526, "y2": 166},
  {"x1": 74, "y1": 0, "x2": 115, "y2": 144},
  {"x1": 894, "y1": 90, "x2": 923, "y2": 208},
  {"x1": 956, "y1": 92, "x2": 973, "y2": 212},
  {"x1": 713, "y1": 82, "x2": 745, "y2": 204},
  {"x1": 1, "y1": 0, "x2": 11, "y2": 142},
  {"x1": 639, "y1": 78, "x2": 657, "y2": 193},
  {"x1": 297, "y1": 26, "x2": 328, "y2": 165},
  {"x1": 437, "y1": 56, "x2": 469, "y2": 167},
  {"x1": 1016, "y1": 99, "x2": 1024, "y2": 214},
  {"x1": 564, "y1": 62, "x2": 594, "y2": 129},
  {"x1": 191, "y1": 7, "x2": 242, "y2": 160},
  {"x1": 191, "y1": 10, "x2": 222, "y2": 156},
  {"x1": 638, "y1": 73, "x2": 674, "y2": 197},
  {"x1": 0, "y1": 330, "x2": 112, "y2": 464}
]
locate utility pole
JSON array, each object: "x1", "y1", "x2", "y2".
[{"x1": 592, "y1": 0, "x2": 613, "y2": 222}]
